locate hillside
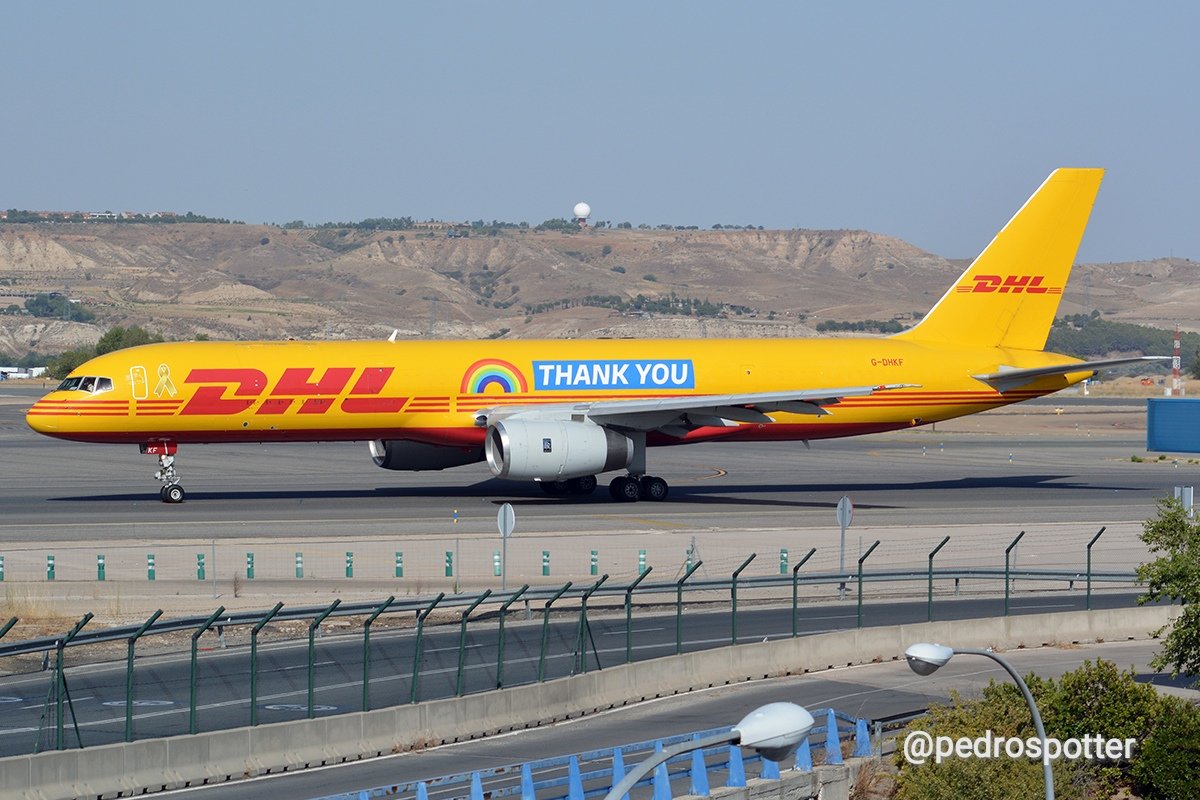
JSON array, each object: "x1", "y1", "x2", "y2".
[{"x1": 0, "y1": 222, "x2": 1195, "y2": 357}]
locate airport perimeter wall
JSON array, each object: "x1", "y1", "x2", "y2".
[{"x1": 0, "y1": 605, "x2": 1177, "y2": 800}]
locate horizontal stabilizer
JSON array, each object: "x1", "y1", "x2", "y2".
[{"x1": 973, "y1": 356, "x2": 1170, "y2": 393}]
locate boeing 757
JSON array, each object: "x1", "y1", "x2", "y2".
[{"x1": 26, "y1": 168, "x2": 1160, "y2": 502}]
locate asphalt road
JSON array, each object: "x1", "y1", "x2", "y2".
[
  {"x1": 154, "y1": 638, "x2": 1189, "y2": 800},
  {"x1": 0, "y1": 591, "x2": 1148, "y2": 757}
]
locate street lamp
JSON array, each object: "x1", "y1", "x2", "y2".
[
  {"x1": 904, "y1": 642, "x2": 1054, "y2": 800},
  {"x1": 602, "y1": 702, "x2": 814, "y2": 800}
]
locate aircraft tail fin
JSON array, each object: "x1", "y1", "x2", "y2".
[{"x1": 895, "y1": 168, "x2": 1104, "y2": 351}]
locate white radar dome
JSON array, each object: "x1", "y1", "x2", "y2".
[{"x1": 573, "y1": 202, "x2": 591, "y2": 219}]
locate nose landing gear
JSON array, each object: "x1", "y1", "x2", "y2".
[{"x1": 141, "y1": 442, "x2": 185, "y2": 503}]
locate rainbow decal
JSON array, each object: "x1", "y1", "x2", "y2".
[{"x1": 460, "y1": 358, "x2": 529, "y2": 394}]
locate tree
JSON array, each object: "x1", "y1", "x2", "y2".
[
  {"x1": 1137, "y1": 496, "x2": 1200, "y2": 677},
  {"x1": 45, "y1": 325, "x2": 166, "y2": 379},
  {"x1": 24, "y1": 293, "x2": 95, "y2": 322},
  {"x1": 95, "y1": 325, "x2": 164, "y2": 355},
  {"x1": 45, "y1": 347, "x2": 95, "y2": 379},
  {"x1": 896, "y1": 658, "x2": 1200, "y2": 800}
]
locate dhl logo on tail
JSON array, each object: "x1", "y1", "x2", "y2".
[{"x1": 954, "y1": 275, "x2": 1064, "y2": 294}]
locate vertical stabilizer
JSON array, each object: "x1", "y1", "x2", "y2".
[{"x1": 896, "y1": 168, "x2": 1103, "y2": 351}]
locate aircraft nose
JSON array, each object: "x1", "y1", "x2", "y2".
[{"x1": 25, "y1": 400, "x2": 59, "y2": 434}]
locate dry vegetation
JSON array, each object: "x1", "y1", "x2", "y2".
[{"x1": 1, "y1": 222, "x2": 1196, "y2": 356}]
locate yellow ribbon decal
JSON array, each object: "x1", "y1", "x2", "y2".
[{"x1": 154, "y1": 364, "x2": 178, "y2": 397}]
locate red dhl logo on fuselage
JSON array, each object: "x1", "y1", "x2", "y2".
[
  {"x1": 954, "y1": 275, "x2": 1063, "y2": 294},
  {"x1": 179, "y1": 367, "x2": 409, "y2": 415}
]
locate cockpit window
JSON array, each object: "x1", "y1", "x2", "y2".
[{"x1": 55, "y1": 376, "x2": 113, "y2": 394}]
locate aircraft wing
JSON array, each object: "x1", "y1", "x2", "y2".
[
  {"x1": 475, "y1": 384, "x2": 917, "y2": 437},
  {"x1": 972, "y1": 356, "x2": 1170, "y2": 393}
]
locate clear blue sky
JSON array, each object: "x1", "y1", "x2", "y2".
[{"x1": 4, "y1": 2, "x2": 1196, "y2": 262}]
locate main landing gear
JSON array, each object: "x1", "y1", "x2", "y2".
[
  {"x1": 537, "y1": 473, "x2": 670, "y2": 501},
  {"x1": 608, "y1": 474, "x2": 669, "y2": 502},
  {"x1": 539, "y1": 475, "x2": 598, "y2": 496},
  {"x1": 603, "y1": 431, "x2": 668, "y2": 501},
  {"x1": 141, "y1": 442, "x2": 185, "y2": 504}
]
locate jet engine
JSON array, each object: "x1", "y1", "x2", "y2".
[
  {"x1": 369, "y1": 439, "x2": 483, "y2": 471},
  {"x1": 485, "y1": 419, "x2": 633, "y2": 481}
]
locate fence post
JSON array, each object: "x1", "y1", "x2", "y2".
[
  {"x1": 730, "y1": 554, "x2": 757, "y2": 645},
  {"x1": 791, "y1": 548, "x2": 817, "y2": 638},
  {"x1": 97, "y1": 554, "x2": 106, "y2": 582},
  {"x1": 147, "y1": 553, "x2": 155, "y2": 581},
  {"x1": 306, "y1": 599, "x2": 341, "y2": 719},
  {"x1": 246, "y1": 552, "x2": 254, "y2": 580},
  {"x1": 0, "y1": 617, "x2": 16, "y2": 640},
  {"x1": 1086, "y1": 526, "x2": 1106, "y2": 610},
  {"x1": 124, "y1": 609, "x2": 163, "y2": 742},
  {"x1": 361, "y1": 595, "x2": 394, "y2": 712},
  {"x1": 1004, "y1": 530, "x2": 1025, "y2": 616},
  {"x1": 857, "y1": 541, "x2": 880, "y2": 628},
  {"x1": 456, "y1": 590, "x2": 493, "y2": 696},
  {"x1": 410, "y1": 593, "x2": 445, "y2": 704},
  {"x1": 676, "y1": 561, "x2": 703, "y2": 655},
  {"x1": 189, "y1": 606, "x2": 225, "y2": 734},
  {"x1": 249, "y1": 602, "x2": 284, "y2": 727},
  {"x1": 496, "y1": 585, "x2": 528, "y2": 689},
  {"x1": 625, "y1": 567, "x2": 653, "y2": 663},
  {"x1": 54, "y1": 613, "x2": 93, "y2": 750},
  {"x1": 576, "y1": 575, "x2": 608, "y2": 674},
  {"x1": 537, "y1": 582, "x2": 573, "y2": 682},
  {"x1": 927, "y1": 536, "x2": 950, "y2": 622}
]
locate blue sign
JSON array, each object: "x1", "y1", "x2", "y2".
[{"x1": 533, "y1": 360, "x2": 695, "y2": 391}]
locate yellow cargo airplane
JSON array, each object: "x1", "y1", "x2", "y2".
[{"x1": 26, "y1": 168, "x2": 1160, "y2": 503}]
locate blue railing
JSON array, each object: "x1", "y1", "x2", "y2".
[{"x1": 313, "y1": 707, "x2": 871, "y2": 800}]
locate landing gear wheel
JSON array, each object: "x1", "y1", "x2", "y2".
[
  {"x1": 163, "y1": 484, "x2": 185, "y2": 504},
  {"x1": 159, "y1": 486, "x2": 168, "y2": 501},
  {"x1": 568, "y1": 475, "x2": 598, "y2": 495},
  {"x1": 639, "y1": 476, "x2": 669, "y2": 501},
  {"x1": 608, "y1": 476, "x2": 641, "y2": 502}
]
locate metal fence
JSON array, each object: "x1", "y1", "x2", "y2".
[{"x1": 0, "y1": 536, "x2": 1141, "y2": 755}]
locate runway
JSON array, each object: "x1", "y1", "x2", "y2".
[{"x1": 0, "y1": 389, "x2": 1183, "y2": 543}]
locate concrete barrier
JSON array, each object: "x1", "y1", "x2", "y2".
[{"x1": 0, "y1": 605, "x2": 1176, "y2": 799}]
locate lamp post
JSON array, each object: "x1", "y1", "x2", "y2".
[
  {"x1": 904, "y1": 642, "x2": 1054, "y2": 800},
  {"x1": 601, "y1": 702, "x2": 814, "y2": 800}
]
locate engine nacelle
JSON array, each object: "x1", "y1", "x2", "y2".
[
  {"x1": 369, "y1": 439, "x2": 483, "y2": 471},
  {"x1": 485, "y1": 419, "x2": 633, "y2": 481}
]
